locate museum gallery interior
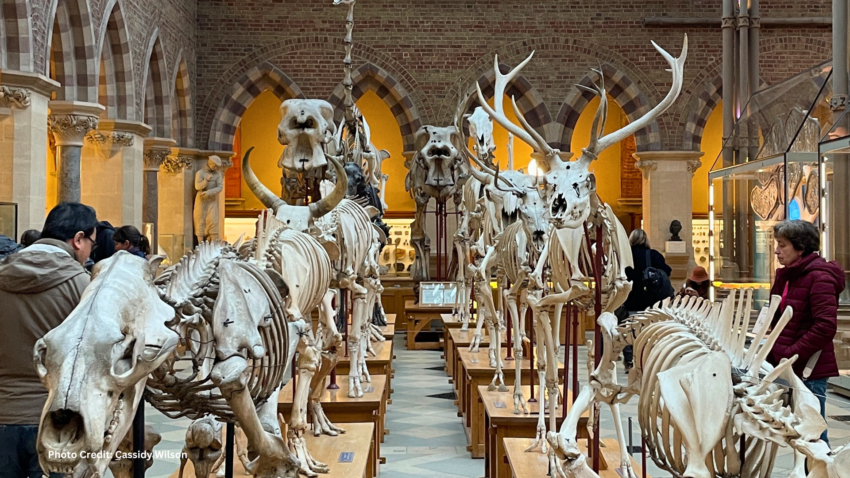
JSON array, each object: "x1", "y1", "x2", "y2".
[{"x1": 1, "y1": 0, "x2": 850, "y2": 477}]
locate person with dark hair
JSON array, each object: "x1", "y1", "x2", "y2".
[
  {"x1": 90, "y1": 221, "x2": 116, "y2": 265},
  {"x1": 113, "y1": 225, "x2": 151, "y2": 258},
  {"x1": 19, "y1": 229, "x2": 40, "y2": 247},
  {"x1": 0, "y1": 202, "x2": 95, "y2": 477},
  {"x1": 768, "y1": 219, "x2": 844, "y2": 445},
  {"x1": 0, "y1": 235, "x2": 22, "y2": 258}
]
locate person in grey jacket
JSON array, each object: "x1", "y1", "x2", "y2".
[{"x1": 0, "y1": 202, "x2": 97, "y2": 478}]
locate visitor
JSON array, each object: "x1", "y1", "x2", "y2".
[
  {"x1": 768, "y1": 220, "x2": 843, "y2": 445},
  {"x1": 616, "y1": 228, "x2": 673, "y2": 371},
  {"x1": 0, "y1": 234, "x2": 22, "y2": 258},
  {"x1": 89, "y1": 221, "x2": 117, "y2": 268},
  {"x1": 0, "y1": 202, "x2": 96, "y2": 478},
  {"x1": 678, "y1": 266, "x2": 710, "y2": 300},
  {"x1": 19, "y1": 229, "x2": 40, "y2": 247},
  {"x1": 113, "y1": 225, "x2": 151, "y2": 258}
]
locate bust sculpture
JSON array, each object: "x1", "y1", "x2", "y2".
[{"x1": 670, "y1": 219, "x2": 683, "y2": 241}]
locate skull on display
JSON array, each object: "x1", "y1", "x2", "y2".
[
  {"x1": 344, "y1": 161, "x2": 367, "y2": 198},
  {"x1": 413, "y1": 125, "x2": 465, "y2": 197},
  {"x1": 34, "y1": 253, "x2": 179, "y2": 477},
  {"x1": 466, "y1": 107, "x2": 496, "y2": 166},
  {"x1": 277, "y1": 99, "x2": 336, "y2": 172}
]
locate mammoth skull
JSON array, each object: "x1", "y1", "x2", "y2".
[
  {"x1": 277, "y1": 99, "x2": 336, "y2": 172},
  {"x1": 413, "y1": 125, "x2": 465, "y2": 196}
]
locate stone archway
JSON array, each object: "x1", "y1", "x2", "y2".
[
  {"x1": 0, "y1": 0, "x2": 34, "y2": 71},
  {"x1": 47, "y1": 0, "x2": 98, "y2": 102}
]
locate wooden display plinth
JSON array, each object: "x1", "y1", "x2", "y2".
[
  {"x1": 482, "y1": 385, "x2": 588, "y2": 478},
  {"x1": 336, "y1": 340, "x2": 394, "y2": 397},
  {"x1": 504, "y1": 437, "x2": 649, "y2": 478},
  {"x1": 404, "y1": 299, "x2": 451, "y2": 350},
  {"x1": 170, "y1": 422, "x2": 376, "y2": 478},
  {"x1": 380, "y1": 276, "x2": 416, "y2": 329},
  {"x1": 278, "y1": 375, "x2": 388, "y2": 471},
  {"x1": 458, "y1": 348, "x2": 563, "y2": 458},
  {"x1": 446, "y1": 328, "x2": 504, "y2": 393}
]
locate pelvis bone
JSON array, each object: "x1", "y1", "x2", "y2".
[{"x1": 277, "y1": 99, "x2": 336, "y2": 172}]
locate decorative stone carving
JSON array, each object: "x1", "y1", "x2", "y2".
[
  {"x1": 830, "y1": 94, "x2": 848, "y2": 111},
  {"x1": 48, "y1": 114, "x2": 99, "y2": 146},
  {"x1": 193, "y1": 156, "x2": 224, "y2": 243},
  {"x1": 686, "y1": 158, "x2": 702, "y2": 176},
  {"x1": 161, "y1": 155, "x2": 194, "y2": 174},
  {"x1": 737, "y1": 14, "x2": 750, "y2": 28},
  {"x1": 85, "y1": 130, "x2": 135, "y2": 148},
  {"x1": 143, "y1": 148, "x2": 171, "y2": 171},
  {"x1": 721, "y1": 16, "x2": 736, "y2": 28},
  {"x1": 634, "y1": 159, "x2": 657, "y2": 178},
  {"x1": 0, "y1": 86, "x2": 31, "y2": 109}
]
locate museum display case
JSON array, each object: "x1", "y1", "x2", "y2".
[
  {"x1": 380, "y1": 218, "x2": 415, "y2": 277},
  {"x1": 708, "y1": 61, "x2": 833, "y2": 306}
]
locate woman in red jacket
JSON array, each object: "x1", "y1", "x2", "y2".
[{"x1": 769, "y1": 220, "x2": 845, "y2": 445}]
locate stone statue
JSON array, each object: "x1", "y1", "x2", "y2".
[
  {"x1": 670, "y1": 219, "x2": 683, "y2": 241},
  {"x1": 193, "y1": 155, "x2": 224, "y2": 243}
]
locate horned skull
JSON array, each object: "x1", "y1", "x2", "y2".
[
  {"x1": 34, "y1": 253, "x2": 179, "y2": 477},
  {"x1": 412, "y1": 125, "x2": 465, "y2": 197},
  {"x1": 277, "y1": 99, "x2": 336, "y2": 172},
  {"x1": 466, "y1": 107, "x2": 496, "y2": 166}
]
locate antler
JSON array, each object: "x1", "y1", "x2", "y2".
[
  {"x1": 493, "y1": 163, "x2": 526, "y2": 197},
  {"x1": 581, "y1": 35, "x2": 688, "y2": 165},
  {"x1": 475, "y1": 52, "x2": 554, "y2": 157}
]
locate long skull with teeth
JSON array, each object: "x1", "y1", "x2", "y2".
[
  {"x1": 466, "y1": 107, "x2": 496, "y2": 167},
  {"x1": 277, "y1": 99, "x2": 337, "y2": 172},
  {"x1": 34, "y1": 253, "x2": 179, "y2": 477}
]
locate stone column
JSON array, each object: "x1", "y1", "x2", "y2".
[
  {"x1": 0, "y1": 71, "x2": 59, "y2": 233},
  {"x1": 82, "y1": 120, "x2": 151, "y2": 227},
  {"x1": 143, "y1": 137, "x2": 176, "y2": 253},
  {"x1": 159, "y1": 147, "x2": 197, "y2": 258},
  {"x1": 48, "y1": 101, "x2": 104, "y2": 203},
  {"x1": 634, "y1": 150, "x2": 704, "y2": 261}
]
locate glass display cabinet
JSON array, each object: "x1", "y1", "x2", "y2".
[
  {"x1": 708, "y1": 61, "x2": 833, "y2": 306},
  {"x1": 818, "y1": 107, "x2": 850, "y2": 306}
]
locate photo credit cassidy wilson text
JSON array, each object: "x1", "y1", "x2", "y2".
[{"x1": 47, "y1": 450, "x2": 187, "y2": 460}]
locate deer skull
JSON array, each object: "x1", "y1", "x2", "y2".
[
  {"x1": 34, "y1": 253, "x2": 179, "y2": 477},
  {"x1": 277, "y1": 99, "x2": 336, "y2": 172},
  {"x1": 466, "y1": 107, "x2": 496, "y2": 166}
]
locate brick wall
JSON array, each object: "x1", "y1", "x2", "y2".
[{"x1": 194, "y1": 0, "x2": 832, "y2": 152}]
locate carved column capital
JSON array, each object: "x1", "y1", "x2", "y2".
[
  {"x1": 86, "y1": 130, "x2": 135, "y2": 147},
  {"x1": 686, "y1": 159, "x2": 703, "y2": 177},
  {"x1": 750, "y1": 15, "x2": 761, "y2": 29},
  {"x1": 161, "y1": 155, "x2": 194, "y2": 174},
  {"x1": 634, "y1": 160, "x2": 657, "y2": 179},
  {"x1": 48, "y1": 114, "x2": 99, "y2": 146},
  {"x1": 143, "y1": 148, "x2": 171, "y2": 171},
  {"x1": 831, "y1": 94, "x2": 848, "y2": 111},
  {"x1": 721, "y1": 15, "x2": 736, "y2": 29},
  {"x1": 0, "y1": 86, "x2": 31, "y2": 108},
  {"x1": 737, "y1": 14, "x2": 750, "y2": 28}
]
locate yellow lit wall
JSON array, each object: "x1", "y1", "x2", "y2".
[
  {"x1": 356, "y1": 90, "x2": 411, "y2": 211},
  {"x1": 486, "y1": 96, "x2": 535, "y2": 171},
  {"x1": 571, "y1": 96, "x2": 624, "y2": 210},
  {"x1": 238, "y1": 90, "x2": 284, "y2": 211},
  {"x1": 693, "y1": 101, "x2": 723, "y2": 215}
]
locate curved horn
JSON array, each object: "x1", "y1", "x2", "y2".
[
  {"x1": 243, "y1": 147, "x2": 286, "y2": 211},
  {"x1": 494, "y1": 163, "x2": 525, "y2": 197},
  {"x1": 467, "y1": 160, "x2": 492, "y2": 185},
  {"x1": 309, "y1": 154, "x2": 347, "y2": 218}
]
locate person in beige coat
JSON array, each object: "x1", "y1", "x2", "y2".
[{"x1": 0, "y1": 202, "x2": 97, "y2": 478}]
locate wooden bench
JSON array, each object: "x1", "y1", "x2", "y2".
[
  {"x1": 335, "y1": 339, "x2": 394, "y2": 397},
  {"x1": 482, "y1": 385, "x2": 588, "y2": 478},
  {"x1": 404, "y1": 299, "x2": 451, "y2": 350},
  {"x1": 170, "y1": 422, "x2": 376, "y2": 478},
  {"x1": 504, "y1": 437, "x2": 649, "y2": 478},
  {"x1": 458, "y1": 348, "x2": 563, "y2": 458},
  {"x1": 278, "y1": 374, "x2": 388, "y2": 470}
]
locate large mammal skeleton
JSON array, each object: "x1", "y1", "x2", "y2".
[{"x1": 550, "y1": 293, "x2": 850, "y2": 478}]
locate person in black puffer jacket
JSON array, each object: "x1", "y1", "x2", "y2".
[
  {"x1": 616, "y1": 228, "x2": 672, "y2": 370},
  {"x1": 0, "y1": 235, "x2": 22, "y2": 258}
]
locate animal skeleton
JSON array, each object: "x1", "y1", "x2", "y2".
[{"x1": 549, "y1": 292, "x2": 850, "y2": 478}]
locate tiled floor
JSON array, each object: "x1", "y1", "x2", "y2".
[{"x1": 136, "y1": 331, "x2": 850, "y2": 478}]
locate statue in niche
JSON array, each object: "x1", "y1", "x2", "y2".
[{"x1": 194, "y1": 155, "x2": 224, "y2": 243}]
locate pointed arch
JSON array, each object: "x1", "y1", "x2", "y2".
[
  {"x1": 1, "y1": 0, "x2": 34, "y2": 71},
  {"x1": 681, "y1": 75, "x2": 723, "y2": 152},
  {"x1": 171, "y1": 51, "x2": 193, "y2": 147},
  {"x1": 96, "y1": 0, "x2": 134, "y2": 119},
  {"x1": 326, "y1": 62, "x2": 423, "y2": 152},
  {"x1": 47, "y1": 0, "x2": 98, "y2": 102},
  {"x1": 207, "y1": 62, "x2": 305, "y2": 151},
  {"x1": 557, "y1": 64, "x2": 657, "y2": 152},
  {"x1": 461, "y1": 62, "x2": 553, "y2": 143},
  {"x1": 142, "y1": 31, "x2": 171, "y2": 138}
]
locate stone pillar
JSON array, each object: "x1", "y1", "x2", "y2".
[
  {"x1": 159, "y1": 147, "x2": 197, "y2": 259},
  {"x1": 82, "y1": 120, "x2": 151, "y2": 227},
  {"x1": 47, "y1": 101, "x2": 104, "y2": 203},
  {"x1": 634, "y1": 151, "x2": 704, "y2": 258},
  {"x1": 0, "y1": 71, "x2": 59, "y2": 233},
  {"x1": 143, "y1": 137, "x2": 176, "y2": 253}
]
